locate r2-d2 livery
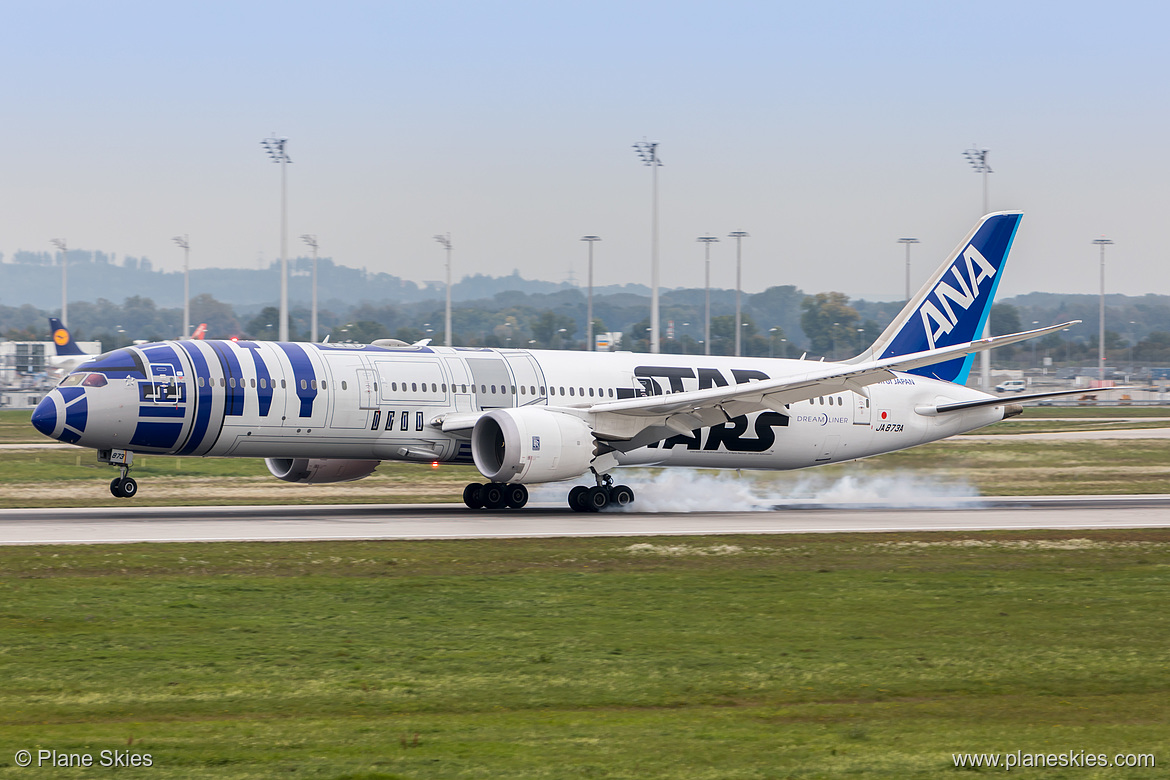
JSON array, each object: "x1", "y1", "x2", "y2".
[{"x1": 31, "y1": 213, "x2": 1078, "y2": 511}]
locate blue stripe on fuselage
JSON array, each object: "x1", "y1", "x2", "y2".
[
  {"x1": 176, "y1": 341, "x2": 217, "y2": 456},
  {"x1": 209, "y1": 341, "x2": 245, "y2": 416},
  {"x1": 279, "y1": 343, "x2": 317, "y2": 418},
  {"x1": 237, "y1": 341, "x2": 274, "y2": 416}
]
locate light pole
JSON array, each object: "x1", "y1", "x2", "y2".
[
  {"x1": 261, "y1": 134, "x2": 292, "y2": 341},
  {"x1": 1093, "y1": 237, "x2": 1114, "y2": 382},
  {"x1": 633, "y1": 140, "x2": 662, "y2": 353},
  {"x1": 697, "y1": 235, "x2": 719, "y2": 355},
  {"x1": 964, "y1": 144, "x2": 993, "y2": 389},
  {"x1": 300, "y1": 234, "x2": 319, "y2": 343},
  {"x1": 434, "y1": 234, "x2": 453, "y2": 347},
  {"x1": 51, "y1": 239, "x2": 67, "y2": 326},
  {"x1": 897, "y1": 237, "x2": 919, "y2": 301},
  {"x1": 581, "y1": 236, "x2": 601, "y2": 350},
  {"x1": 172, "y1": 235, "x2": 190, "y2": 338},
  {"x1": 728, "y1": 231, "x2": 750, "y2": 357}
]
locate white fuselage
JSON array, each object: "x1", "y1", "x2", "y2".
[{"x1": 34, "y1": 340, "x2": 1006, "y2": 476}]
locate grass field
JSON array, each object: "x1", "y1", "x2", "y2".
[{"x1": 1, "y1": 532, "x2": 1168, "y2": 778}]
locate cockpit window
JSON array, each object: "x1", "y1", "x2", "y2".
[{"x1": 59, "y1": 373, "x2": 109, "y2": 388}]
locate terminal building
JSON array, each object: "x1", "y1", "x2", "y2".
[{"x1": 0, "y1": 339, "x2": 102, "y2": 409}]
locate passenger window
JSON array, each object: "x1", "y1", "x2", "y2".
[
  {"x1": 569, "y1": 387, "x2": 575, "y2": 396},
  {"x1": 519, "y1": 386, "x2": 526, "y2": 395},
  {"x1": 481, "y1": 385, "x2": 486, "y2": 394},
  {"x1": 250, "y1": 378, "x2": 256, "y2": 388},
  {"x1": 588, "y1": 388, "x2": 594, "y2": 397},
  {"x1": 431, "y1": 383, "x2": 437, "y2": 392},
  {"x1": 608, "y1": 388, "x2": 613, "y2": 397},
  {"x1": 281, "y1": 379, "x2": 286, "y2": 389},
  {"x1": 531, "y1": 386, "x2": 536, "y2": 395},
  {"x1": 412, "y1": 383, "x2": 417, "y2": 392},
  {"x1": 442, "y1": 384, "x2": 447, "y2": 392},
  {"x1": 342, "y1": 381, "x2": 348, "y2": 390},
  {"x1": 462, "y1": 384, "x2": 468, "y2": 393},
  {"x1": 540, "y1": 386, "x2": 546, "y2": 395},
  {"x1": 229, "y1": 377, "x2": 236, "y2": 388},
  {"x1": 392, "y1": 382, "x2": 397, "y2": 391},
  {"x1": 321, "y1": 381, "x2": 327, "y2": 390},
  {"x1": 828, "y1": 396, "x2": 834, "y2": 406},
  {"x1": 491, "y1": 385, "x2": 497, "y2": 393},
  {"x1": 300, "y1": 379, "x2": 307, "y2": 390},
  {"x1": 510, "y1": 385, "x2": 516, "y2": 394},
  {"x1": 198, "y1": 377, "x2": 205, "y2": 388},
  {"x1": 259, "y1": 378, "x2": 266, "y2": 389},
  {"x1": 310, "y1": 380, "x2": 317, "y2": 390}
]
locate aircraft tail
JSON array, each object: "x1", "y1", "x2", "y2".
[
  {"x1": 849, "y1": 211, "x2": 1022, "y2": 383},
  {"x1": 192, "y1": 323, "x2": 208, "y2": 340},
  {"x1": 48, "y1": 318, "x2": 88, "y2": 356}
]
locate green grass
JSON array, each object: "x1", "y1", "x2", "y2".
[{"x1": 1, "y1": 533, "x2": 1168, "y2": 777}]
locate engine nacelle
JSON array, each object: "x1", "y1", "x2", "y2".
[
  {"x1": 471, "y1": 407, "x2": 596, "y2": 484},
  {"x1": 265, "y1": 458, "x2": 381, "y2": 484}
]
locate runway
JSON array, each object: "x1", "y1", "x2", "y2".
[{"x1": 2, "y1": 495, "x2": 1170, "y2": 545}]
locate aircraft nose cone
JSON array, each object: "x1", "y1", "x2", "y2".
[{"x1": 31, "y1": 393, "x2": 59, "y2": 438}]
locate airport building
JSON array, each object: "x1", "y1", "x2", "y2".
[{"x1": 0, "y1": 339, "x2": 102, "y2": 408}]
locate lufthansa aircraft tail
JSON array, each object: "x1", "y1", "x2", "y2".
[
  {"x1": 48, "y1": 318, "x2": 89, "y2": 357},
  {"x1": 848, "y1": 211, "x2": 1022, "y2": 383}
]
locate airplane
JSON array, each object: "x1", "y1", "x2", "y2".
[
  {"x1": 192, "y1": 323, "x2": 208, "y2": 340},
  {"x1": 31, "y1": 211, "x2": 1081, "y2": 507},
  {"x1": 46, "y1": 317, "x2": 97, "y2": 375}
]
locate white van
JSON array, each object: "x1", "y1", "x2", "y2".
[{"x1": 995, "y1": 379, "x2": 1027, "y2": 393}]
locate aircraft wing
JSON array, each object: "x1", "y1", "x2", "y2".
[{"x1": 584, "y1": 321, "x2": 1078, "y2": 445}]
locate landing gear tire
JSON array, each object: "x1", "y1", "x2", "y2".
[
  {"x1": 482, "y1": 482, "x2": 509, "y2": 510},
  {"x1": 110, "y1": 478, "x2": 125, "y2": 498},
  {"x1": 119, "y1": 477, "x2": 138, "y2": 498},
  {"x1": 462, "y1": 483, "x2": 484, "y2": 509},
  {"x1": 568, "y1": 485, "x2": 589, "y2": 512},
  {"x1": 610, "y1": 485, "x2": 634, "y2": 508},
  {"x1": 505, "y1": 484, "x2": 529, "y2": 509},
  {"x1": 584, "y1": 486, "x2": 610, "y2": 512}
]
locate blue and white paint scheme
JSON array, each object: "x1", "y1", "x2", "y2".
[{"x1": 30, "y1": 212, "x2": 1079, "y2": 510}]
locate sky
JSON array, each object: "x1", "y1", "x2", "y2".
[{"x1": 1, "y1": 0, "x2": 1167, "y2": 304}]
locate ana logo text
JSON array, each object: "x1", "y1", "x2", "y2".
[{"x1": 919, "y1": 244, "x2": 997, "y2": 349}]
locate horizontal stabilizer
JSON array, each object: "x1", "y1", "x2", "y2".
[{"x1": 927, "y1": 386, "x2": 1135, "y2": 415}]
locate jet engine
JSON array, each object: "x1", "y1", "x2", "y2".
[
  {"x1": 471, "y1": 407, "x2": 596, "y2": 484},
  {"x1": 265, "y1": 458, "x2": 381, "y2": 484}
]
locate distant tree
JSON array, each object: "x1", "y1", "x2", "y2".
[
  {"x1": 800, "y1": 292, "x2": 860, "y2": 358},
  {"x1": 246, "y1": 306, "x2": 298, "y2": 341}
]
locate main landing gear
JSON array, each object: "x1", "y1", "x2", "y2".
[
  {"x1": 567, "y1": 472, "x2": 634, "y2": 513},
  {"x1": 98, "y1": 449, "x2": 138, "y2": 499},
  {"x1": 462, "y1": 482, "x2": 529, "y2": 510}
]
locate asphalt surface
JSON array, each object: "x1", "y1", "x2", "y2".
[{"x1": 3, "y1": 495, "x2": 1170, "y2": 545}]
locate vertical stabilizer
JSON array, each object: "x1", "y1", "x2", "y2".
[
  {"x1": 851, "y1": 211, "x2": 1022, "y2": 383},
  {"x1": 48, "y1": 318, "x2": 87, "y2": 357}
]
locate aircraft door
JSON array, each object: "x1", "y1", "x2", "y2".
[
  {"x1": 853, "y1": 392, "x2": 872, "y2": 425},
  {"x1": 324, "y1": 354, "x2": 372, "y2": 429}
]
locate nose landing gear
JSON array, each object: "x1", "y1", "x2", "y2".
[
  {"x1": 99, "y1": 449, "x2": 138, "y2": 499},
  {"x1": 568, "y1": 472, "x2": 635, "y2": 512}
]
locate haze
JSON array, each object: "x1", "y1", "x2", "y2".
[{"x1": 1, "y1": 1, "x2": 1164, "y2": 303}]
